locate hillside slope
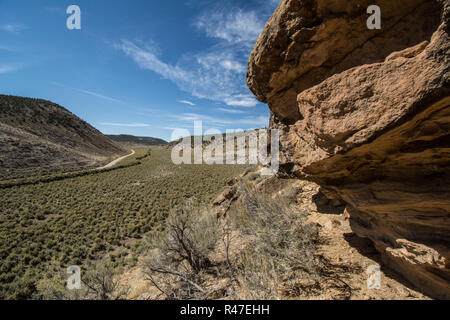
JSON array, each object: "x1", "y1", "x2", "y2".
[
  {"x1": 0, "y1": 94, "x2": 127, "y2": 179},
  {"x1": 107, "y1": 134, "x2": 167, "y2": 146}
]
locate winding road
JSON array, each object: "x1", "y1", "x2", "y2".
[{"x1": 98, "y1": 149, "x2": 135, "y2": 170}]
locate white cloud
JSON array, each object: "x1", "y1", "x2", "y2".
[
  {"x1": 115, "y1": 4, "x2": 275, "y2": 110},
  {"x1": 177, "y1": 100, "x2": 196, "y2": 106},
  {"x1": 51, "y1": 82, "x2": 123, "y2": 103},
  {"x1": 194, "y1": 9, "x2": 264, "y2": 44},
  {"x1": 216, "y1": 107, "x2": 247, "y2": 114},
  {"x1": 196, "y1": 51, "x2": 245, "y2": 73},
  {"x1": 220, "y1": 60, "x2": 245, "y2": 73},
  {"x1": 116, "y1": 39, "x2": 259, "y2": 108},
  {"x1": 115, "y1": 40, "x2": 186, "y2": 82},
  {"x1": 162, "y1": 126, "x2": 185, "y2": 131},
  {"x1": 224, "y1": 94, "x2": 259, "y2": 107},
  {"x1": 98, "y1": 122, "x2": 151, "y2": 127}
]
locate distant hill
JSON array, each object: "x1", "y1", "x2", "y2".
[
  {"x1": 107, "y1": 134, "x2": 167, "y2": 146},
  {"x1": 0, "y1": 94, "x2": 127, "y2": 179}
]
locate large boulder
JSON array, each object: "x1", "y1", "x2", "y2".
[{"x1": 247, "y1": 0, "x2": 450, "y2": 299}]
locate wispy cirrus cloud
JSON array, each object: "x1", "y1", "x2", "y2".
[
  {"x1": 177, "y1": 100, "x2": 196, "y2": 106},
  {"x1": 161, "y1": 125, "x2": 194, "y2": 131},
  {"x1": 216, "y1": 107, "x2": 247, "y2": 114},
  {"x1": 98, "y1": 122, "x2": 151, "y2": 127},
  {"x1": 114, "y1": 40, "x2": 186, "y2": 81},
  {"x1": 115, "y1": 39, "x2": 258, "y2": 108},
  {"x1": 51, "y1": 82, "x2": 124, "y2": 103},
  {"x1": 114, "y1": 3, "x2": 277, "y2": 109},
  {"x1": 194, "y1": 9, "x2": 264, "y2": 45}
]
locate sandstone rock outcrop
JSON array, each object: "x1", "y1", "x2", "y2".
[
  {"x1": 247, "y1": 0, "x2": 450, "y2": 299},
  {"x1": 213, "y1": 185, "x2": 238, "y2": 218}
]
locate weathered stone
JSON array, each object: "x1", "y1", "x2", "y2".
[
  {"x1": 213, "y1": 186, "x2": 237, "y2": 206},
  {"x1": 247, "y1": 0, "x2": 450, "y2": 299},
  {"x1": 213, "y1": 186, "x2": 239, "y2": 218}
]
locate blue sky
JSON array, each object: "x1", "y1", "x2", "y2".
[{"x1": 0, "y1": 0, "x2": 279, "y2": 141}]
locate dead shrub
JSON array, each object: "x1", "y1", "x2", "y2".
[{"x1": 143, "y1": 204, "x2": 220, "y2": 299}]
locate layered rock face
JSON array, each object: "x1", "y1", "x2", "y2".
[{"x1": 247, "y1": 0, "x2": 450, "y2": 299}]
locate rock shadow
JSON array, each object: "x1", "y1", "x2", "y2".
[
  {"x1": 343, "y1": 232, "x2": 429, "y2": 297},
  {"x1": 312, "y1": 189, "x2": 346, "y2": 215}
]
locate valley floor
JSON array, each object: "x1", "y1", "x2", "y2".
[{"x1": 0, "y1": 148, "x2": 247, "y2": 299}]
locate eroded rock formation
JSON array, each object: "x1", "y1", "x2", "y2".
[{"x1": 247, "y1": 0, "x2": 450, "y2": 299}]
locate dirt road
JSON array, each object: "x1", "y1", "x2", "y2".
[{"x1": 98, "y1": 149, "x2": 135, "y2": 170}]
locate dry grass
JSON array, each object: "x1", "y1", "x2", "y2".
[
  {"x1": 35, "y1": 262, "x2": 128, "y2": 300},
  {"x1": 142, "y1": 179, "x2": 359, "y2": 300},
  {"x1": 227, "y1": 183, "x2": 322, "y2": 299}
]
